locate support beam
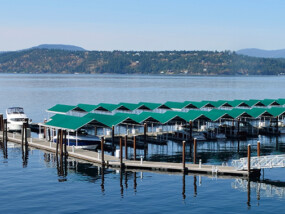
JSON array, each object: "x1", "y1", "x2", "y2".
[{"x1": 248, "y1": 144, "x2": 251, "y2": 174}]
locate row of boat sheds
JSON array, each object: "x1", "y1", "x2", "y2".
[{"x1": 41, "y1": 98, "x2": 285, "y2": 144}]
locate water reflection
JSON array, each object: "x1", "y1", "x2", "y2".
[
  {"x1": 21, "y1": 143, "x2": 29, "y2": 167},
  {"x1": 0, "y1": 137, "x2": 8, "y2": 159}
]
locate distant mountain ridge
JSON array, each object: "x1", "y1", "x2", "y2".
[
  {"x1": 31, "y1": 44, "x2": 86, "y2": 51},
  {"x1": 1, "y1": 48, "x2": 285, "y2": 75},
  {"x1": 237, "y1": 48, "x2": 285, "y2": 58}
]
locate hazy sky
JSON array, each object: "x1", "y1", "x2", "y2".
[{"x1": 1, "y1": 0, "x2": 284, "y2": 51}]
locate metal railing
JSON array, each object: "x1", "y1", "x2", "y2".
[{"x1": 232, "y1": 154, "x2": 285, "y2": 170}]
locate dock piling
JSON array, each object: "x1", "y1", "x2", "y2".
[
  {"x1": 248, "y1": 144, "x2": 251, "y2": 174},
  {"x1": 124, "y1": 135, "x2": 128, "y2": 160},
  {"x1": 193, "y1": 138, "x2": 197, "y2": 164},
  {"x1": 257, "y1": 141, "x2": 260, "y2": 157},
  {"x1": 182, "y1": 141, "x2": 186, "y2": 173},
  {"x1": 189, "y1": 120, "x2": 193, "y2": 142},
  {"x1": 101, "y1": 137, "x2": 104, "y2": 165},
  {"x1": 119, "y1": 137, "x2": 124, "y2": 168},
  {"x1": 112, "y1": 125, "x2": 115, "y2": 155},
  {"x1": 144, "y1": 123, "x2": 147, "y2": 147},
  {"x1": 133, "y1": 136, "x2": 136, "y2": 160}
]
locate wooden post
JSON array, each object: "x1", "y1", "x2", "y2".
[
  {"x1": 0, "y1": 114, "x2": 3, "y2": 131},
  {"x1": 237, "y1": 118, "x2": 240, "y2": 138},
  {"x1": 133, "y1": 136, "x2": 136, "y2": 160},
  {"x1": 24, "y1": 121, "x2": 28, "y2": 146},
  {"x1": 120, "y1": 137, "x2": 123, "y2": 168},
  {"x1": 94, "y1": 126, "x2": 97, "y2": 136},
  {"x1": 193, "y1": 138, "x2": 197, "y2": 164},
  {"x1": 60, "y1": 129, "x2": 64, "y2": 158},
  {"x1": 4, "y1": 119, "x2": 7, "y2": 142},
  {"x1": 247, "y1": 144, "x2": 251, "y2": 174},
  {"x1": 182, "y1": 141, "x2": 186, "y2": 172},
  {"x1": 276, "y1": 116, "x2": 279, "y2": 134},
  {"x1": 56, "y1": 129, "x2": 60, "y2": 157},
  {"x1": 48, "y1": 128, "x2": 51, "y2": 141},
  {"x1": 125, "y1": 135, "x2": 128, "y2": 160},
  {"x1": 21, "y1": 122, "x2": 24, "y2": 146},
  {"x1": 101, "y1": 137, "x2": 104, "y2": 165},
  {"x1": 64, "y1": 130, "x2": 67, "y2": 156},
  {"x1": 112, "y1": 125, "x2": 115, "y2": 156},
  {"x1": 144, "y1": 123, "x2": 147, "y2": 146},
  {"x1": 189, "y1": 120, "x2": 193, "y2": 142},
  {"x1": 257, "y1": 141, "x2": 260, "y2": 157}
]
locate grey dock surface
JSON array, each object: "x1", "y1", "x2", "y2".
[{"x1": 1, "y1": 133, "x2": 249, "y2": 177}]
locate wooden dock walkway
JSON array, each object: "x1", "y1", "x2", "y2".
[{"x1": 1, "y1": 132, "x2": 251, "y2": 177}]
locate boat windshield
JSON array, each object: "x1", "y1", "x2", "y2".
[{"x1": 7, "y1": 107, "x2": 24, "y2": 114}]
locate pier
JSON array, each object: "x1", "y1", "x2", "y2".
[{"x1": 1, "y1": 131, "x2": 258, "y2": 177}]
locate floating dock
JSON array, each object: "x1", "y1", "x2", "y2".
[{"x1": 0, "y1": 132, "x2": 255, "y2": 177}]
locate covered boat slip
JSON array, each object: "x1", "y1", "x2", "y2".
[
  {"x1": 46, "y1": 98, "x2": 285, "y2": 117},
  {"x1": 42, "y1": 103, "x2": 285, "y2": 143}
]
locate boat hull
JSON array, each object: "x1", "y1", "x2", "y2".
[{"x1": 52, "y1": 135, "x2": 100, "y2": 149}]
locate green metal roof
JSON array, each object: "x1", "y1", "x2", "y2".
[
  {"x1": 261, "y1": 99, "x2": 281, "y2": 106},
  {"x1": 47, "y1": 104, "x2": 77, "y2": 114},
  {"x1": 277, "y1": 99, "x2": 285, "y2": 105},
  {"x1": 94, "y1": 103, "x2": 119, "y2": 112},
  {"x1": 206, "y1": 101, "x2": 233, "y2": 108},
  {"x1": 77, "y1": 103, "x2": 98, "y2": 112},
  {"x1": 229, "y1": 108, "x2": 253, "y2": 118},
  {"x1": 267, "y1": 107, "x2": 285, "y2": 117},
  {"x1": 118, "y1": 102, "x2": 140, "y2": 111},
  {"x1": 244, "y1": 99, "x2": 265, "y2": 107},
  {"x1": 245, "y1": 108, "x2": 273, "y2": 118},
  {"x1": 84, "y1": 113, "x2": 140, "y2": 127},
  {"x1": 164, "y1": 101, "x2": 188, "y2": 109},
  {"x1": 225, "y1": 100, "x2": 250, "y2": 108},
  {"x1": 138, "y1": 102, "x2": 170, "y2": 110},
  {"x1": 115, "y1": 112, "x2": 160, "y2": 123},
  {"x1": 44, "y1": 114, "x2": 94, "y2": 131},
  {"x1": 206, "y1": 110, "x2": 234, "y2": 121}
]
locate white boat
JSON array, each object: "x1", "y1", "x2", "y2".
[
  {"x1": 52, "y1": 129, "x2": 100, "y2": 149},
  {"x1": 6, "y1": 107, "x2": 30, "y2": 132}
]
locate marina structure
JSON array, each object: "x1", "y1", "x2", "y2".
[{"x1": 1, "y1": 98, "x2": 285, "y2": 179}]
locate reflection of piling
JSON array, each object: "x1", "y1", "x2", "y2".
[
  {"x1": 182, "y1": 174, "x2": 186, "y2": 200},
  {"x1": 193, "y1": 175, "x2": 197, "y2": 197},
  {"x1": 120, "y1": 169, "x2": 124, "y2": 196},
  {"x1": 134, "y1": 172, "x2": 137, "y2": 192},
  {"x1": 247, "y1": 178, "x2": 251, "y2": 207},
  {"x1": 101, "y1": 166, "x2": 105, "y2": 193}
]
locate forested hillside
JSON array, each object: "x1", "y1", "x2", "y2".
[{"x1": 1, "y1": 49, "x2": 285, "y2": 75}]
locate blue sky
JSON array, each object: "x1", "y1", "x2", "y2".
[{"x1": 1, "y1": 0, "x2": 284, "y2": 51}]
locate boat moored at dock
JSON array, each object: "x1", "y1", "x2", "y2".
[
  {"x1": 6, "y1": 107, "x2": 31, "y2": 132},
  {"x1": 52, "y1": 129, "x2": 100, "y2": 149}
]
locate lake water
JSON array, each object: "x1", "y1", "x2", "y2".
[{"x1": 0, "y1": 74, "x2": 285, "y2": 213}]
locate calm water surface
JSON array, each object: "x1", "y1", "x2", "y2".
[{"x1": 0, "y1": 74, "x2": 285, "y2": 213}]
